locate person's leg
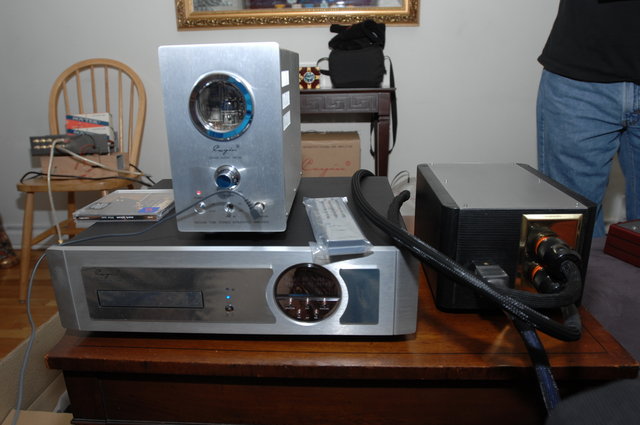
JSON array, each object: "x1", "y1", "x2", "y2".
[
  {"x1": 537, "y1": 70, "x2": 623, "y2": 237},
  {"x1": 617, "y1": 82, "x2": 640, "y2": 223}
]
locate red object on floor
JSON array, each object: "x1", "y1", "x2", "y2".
[{"x1": 604, "y1": 220, "x2": 640, "y2": 268}]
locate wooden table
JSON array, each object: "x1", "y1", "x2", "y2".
[
  {"x1": 46, "y1": 271, "x2": 638, "y2": 425},
  {"x1": 300, "y1": 88, "x2": 395, "y2": 176}
]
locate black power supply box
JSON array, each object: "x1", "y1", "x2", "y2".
[{"x1": 414, "y1": 163, "x2": 596, "y2": 311}]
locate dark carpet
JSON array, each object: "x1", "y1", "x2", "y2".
[{"x1": 581, "y1": 236, "x2": 640, "y2": 363}]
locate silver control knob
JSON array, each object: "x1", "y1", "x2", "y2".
[
  {"x1": 194, "y1": 201, "x2": 207, "y2": 215},
  {"x1": 214, "y1": 165, "x2": 240, "y2": 189}
]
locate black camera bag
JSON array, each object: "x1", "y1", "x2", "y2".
[
  {"x1": 325, "y1": 46, "x2": 385, "y2": 88},
  {"x1": 319, "y1": 20, "x2": 386, "y2": 88}
]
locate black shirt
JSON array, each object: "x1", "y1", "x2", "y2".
[{"x1": 538, "y1": 0, "x2": 640, "y2": 84}]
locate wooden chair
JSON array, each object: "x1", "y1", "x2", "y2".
[{"x1": 16, "y1": 58, "x2": 146, "y2": 301}]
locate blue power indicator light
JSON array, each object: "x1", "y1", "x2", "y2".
[{"x1": 225, "y1": 295, "x2": 231, "y2": 300}]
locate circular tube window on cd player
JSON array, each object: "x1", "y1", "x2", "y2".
[
  {"x1": 189, "y1": 73, "x2": 253, "y2": 141},
  {"x1": 274, "y1": 264, "x2": 341, "y2": 322}
]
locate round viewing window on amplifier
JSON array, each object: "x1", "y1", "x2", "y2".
[
  {"x1": 189, "y1": 73, "x2": 253, "y2": 141},
  {"x1": 274, "y1": 264, "x2": 341, "y2": 322}
]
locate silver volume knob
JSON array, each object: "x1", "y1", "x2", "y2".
[{"x1": 214, "y1": 165, "x2": 240, "y2": 189}]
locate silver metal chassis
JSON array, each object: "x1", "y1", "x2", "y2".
[{"x1": 47, "y1": 244, "x2": 419, "y2": 336}]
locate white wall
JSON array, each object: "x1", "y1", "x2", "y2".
[{"x1": 1, "y1": 0, "x2": 577, "y2": 244}]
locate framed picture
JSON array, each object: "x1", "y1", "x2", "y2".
[{"x1": 176, "y1": 0, "x2": 419, "y2": 29}]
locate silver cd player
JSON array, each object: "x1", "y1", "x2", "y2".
[{"x1": 47, "y1": 177, "x2": 419, "y2": 336}]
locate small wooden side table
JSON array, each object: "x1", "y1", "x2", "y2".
[{"x1": 300, "y1": 88, "x2": 395, "y2": 176}]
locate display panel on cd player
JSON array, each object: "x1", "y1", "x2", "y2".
[{"x1": 84, "y1": 267, "x2": 276, "y2": 323}]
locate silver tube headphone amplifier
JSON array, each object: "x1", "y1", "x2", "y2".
[{"x1": 158, "y1": 42, "x2": 301, "y2": 233}]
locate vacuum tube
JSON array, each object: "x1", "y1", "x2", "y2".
[{"x1": 189, "y1": 73, "x2": 253, "y2": 141}]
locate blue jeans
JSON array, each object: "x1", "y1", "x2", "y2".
[{"x1": 537, "y1": 70, "x2": 640, "y2": 237}]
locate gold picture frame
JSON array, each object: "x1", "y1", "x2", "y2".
[{"x1": 176, "y1": 0, "x2": 419, "y2": 29}]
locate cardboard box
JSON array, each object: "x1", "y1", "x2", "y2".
[
  {"x1": 40, "y1": 152, "x2": 129, "y2": 179},
  {"x1": 301, "y1": 131, "x2": 360, "y2": 177}
]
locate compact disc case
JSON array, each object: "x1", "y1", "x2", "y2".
[{"x1": 73, "y1": 189, "x2": 174, "y2": 225}]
